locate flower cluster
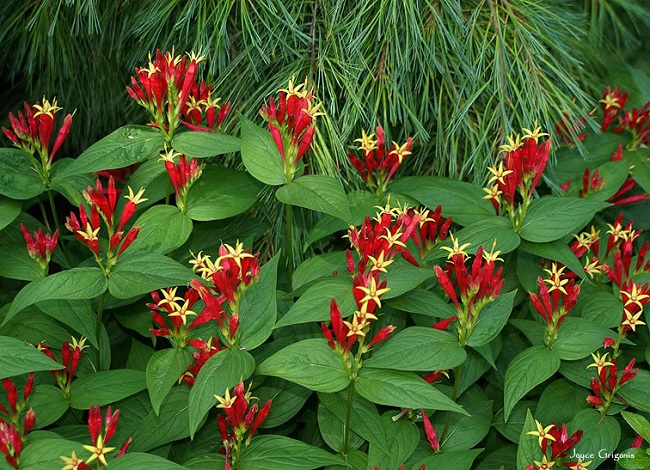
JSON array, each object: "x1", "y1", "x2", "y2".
[
  {"x1": 586, "y1": 352, "x2": 638, "y2": 416},
  {"x1": 182, "y1": 80, "x2": 232, "y2": 132},
  {"x1": 126, "y1": 49, "x2": 205, "y2": 139},
  {"x1": 434, "y1": 239, "x2": 505, "y2": 346},
  {"x1": 61, "y1": 405, "x2": 131, "y2": 469},
  {"x1": 148, "y1": 286, "x2": 215, "y2": 348},
  {"x1": 214, "y1": 381, "x2": 271, "y2": 469},
  {"x1": 615, "y1": 102, "x2": 650, "y2": 148},
  {"x1": 159, "y1": 145, "x2": 204, "y2": 212},
  {"x1": 529, "y1": 263, "x2": 581, "y2": 347},
  {"x1": 2, "y1": 97, "x2": 73, "y2": 180},
  {"x1": 189, "y1": 242, "x2": 261, "y2": 347},
  {"x1": 65, "y1": 176, "x2": 146, "y2": 272},
  {"x1": 347, "y1": 127, "x2": 413, "y2": 195},
  {"x1": 483, "y1": 126, "x2": 550, "y2": 227},
  {"x1": 20, "y1": 223, "x2": 58, "y2": 276},
  {"x1": 0, "y1": 375, "x2": 35, "y2": 469},
  {"x1": 182, "y1": 337, "x2": 226, "y2": 386},
  {"x1": 600, "y1": 86, "x2": 628, "y2": 132},
  {"x1": 38, "y1": 337, "x2": 88, "y2": 397},
  {"x1": 524, "y1": 420, "x2": 586, "y2": 469},
  {"x1": 259, "y1": 77, "x2": 322, "y2": 182}
]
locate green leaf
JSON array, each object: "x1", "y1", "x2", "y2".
[
  {"x1": 292, "y1": 251, "x2": 347, "y2": 291},
  {"x1": 318, "y1": 404, "x2": 364, "y2": 452},
  {"x1": 186, "y1": 166, "x2": 262, "y2": 221},
  {"x1": 108, "y1": 453, "x2": 188, "y2": 470},
  {"x1": 0, "y1": 305, "x2": 70, "y2": 346},
  {"x1": 625, "y1": 150, "x2": 650, "y2": 195},
  {"x1": 435, "y1": 217, "x2": 520, "y2": 259},
  {"x1": 519, "y1": 197, "x2": 609, "y2": 243},
  {"x1": 318, "y1": 391, "x2": 387, "y2": 451},
  {"x1": 184, "y1": 455, "x2": 227, "y2": 470},
  {"x1": 618, "y1": 448, "x2": 650, "y2": 470},
  {"x1": 240, "y1": 435, "x2": 344, "y2": 470},
  {"x1": 367, "y1": 413, "x2": 419, "y2": 470},
  {"x1": 519, "y1": 240, "x2": 587, "y2": 281},
  {"x1": 356, "y1": 368, "x2": 467, "y2": 414},
  {"x1": 276, "y1": 277, "x2": 355, "y2": 328},
  {"x1": 430, "y1": 387, "x2": 493, "y2": 451},
  {"x1": 132, "y1": 387, "x2": 192, "y2": 452},
  {"x1": 36, "y1": 299, "x2": 99, "y2": 348},
  {"x1": 49, "y1": 158, "x2": 96, "y2": 205},
  {"x1": 6, "y1": 267, "x2": 108, "y2": 324},
  {"x1": 552, "y1": 317, "x2": 613, "y2": 360},
  {"x1": 239, "y1": 253, "x2": 279, "y2": 350},
  {"x1": 551, "y1": 132, "x2": 628, "y2": 180},
  {"x1": 467, "y1": 290, "x2": 516, "y2": 347},
  {"x1": 255, "y1": 377, "x2": 312, "y2": 428},
  {"x1": 108, "y1": 251, "x2": 194, "y2": 299},
  {"x1": 257, "y1": 339, "x2": 350, "y2": 393},
  {"x1": 0, "y1": 198, "x2": 21, "y2": 231},
  {"x1": 171, "y1": 131, "x2": 241, "y2": 158},
  {"x1": 584, "y1": 160, "x2": 631, "y2": 201},
  {"x1": 276, "y1": 175, "x2": 352, "y2": 223},
  {"x1": 570, "y1": 409, "x2": 621, "y2": 468},
  {"x1": 19, "y1": 438, "x2": 87, "y2": 470},
  {"x1": 28, "y1": 384, "x2": 69, "y2": 428},
  {"x1": 146, "y1": 348, "x2": 192, "y2": 415},
  {"x1": 240, "y1": 116, "x2": 285, "y2": 186},
  {"x1": 414, "y1": 449, "x2": 483, "y2": 470},
  {"x1": 0, "y1": 244, "x2": 42, "y2": 281},
  {"x1": 621, "y1": 411, "x2": 650, "y2": 443},
  {"x1": 124, "y1": 205, "x2": 193, "y2": 254},
  {"x1": 517, "y1": 409, "x2": 540, "y2": 470},
  {"x1": 0, "y1": 149, "x2": 45, "y2": 199},
  {"x1": 188, "y1": 349, "x2": 255, "y2": 437},
  {"x1": 389, "y1": 176, "x2": 495, "y2": 226},
  {"x1": 535, "y1": 379, "x2": 589, "y2": 425},
  {"x1": 619, "y1": 369, "x2": 650, "y2": 412},
  {"x1": 0, "y1": 336, "x2": 63, "y2": 379},
  {"x1": 494, "y1": 400, "x2": 536, "y2": 444},
  {"x1": 59, "y1": 125, "x2": 165, "y2": 177},
  {"x1": 69, "y1": 369, "x2": 146, "y2": 409},
  {"x1": 576, "y1": 291, "x2": 623, "y2": 328},
  {"x1": 503, "y1": 346, "x2": 560, "y2": 421},
  {"x1": 382, "y1": 263, "x2": 435, "y2": 299},
  {"x1": 386, "y1": 288, "x2": 456, "y2": 319},
  {"x1": 364, "y1": 327, "x2": 466, "y2": 371}
]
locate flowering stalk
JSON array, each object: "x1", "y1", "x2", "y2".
[
  {"x1": 38, "y1": 337, "x2": 88, "y2": 399},
  {"x1": 182, "y1": 337, "x2": 226, "y2": 386},
  {"x1": 348, "y1": 127, "x2": 413, "y2": 196},
  {"x1": 0, "y1": 375, "x2": 35, "y2": 469},
  {"x1": 214, "y1": 381, "x2": 271, "y2": 469},
  {"x1": 2, "y1": 97, "x2": 73, "y2": 185},
  {"x1": 186, "y1": 242, "x2": 261, "y2": 348},
  {"x1": 127, "y1": 50, "x2": 205, "y2": 141},
  {"x1": 20, "y1": 224, "x2": 58, "y2": 277},
  {"x1": 159, "y1": 145, "x2": 204, "y2": 212},
  {"x1": 586, "y1": 352, "x2": 638, "y2": 420},
  {"x1": 524, "y1": 420, "x2": 586, "y2": 469},
  {"x1": 65, "y1": 176, "x2": 147, "y2": 274},
  {"x1": 61, "y1": 405, "x2": 131, "y2": 470},
  {"x1": 528, "y1": 263, "x2": 581, "y2": 348},
  {"x1": 259, "y1": 77, "x2": 322, "y2": 183},
  {"x1": 434, "y1": 238, "x2": 505, "y2": 348},
  {"x1": 182, "y1": 80, "x2": 232, "y2": 132},
  {"x1": 483, "y1": 125, "x2": 550, "y2": 230}
]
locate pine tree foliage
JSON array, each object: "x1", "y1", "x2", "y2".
[{"x1": 0, "y1": 0, "x2": 648, "y2": 183}]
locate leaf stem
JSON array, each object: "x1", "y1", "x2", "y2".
[
  {"x1": 285, "y1": 202, "x2": 294, "y2": 293},
  {"x1": 95, "y1": 291, "x2": 109, "y2": 345},
  {"x1": 441, "y1": 363, "x2": 463, "y2": 442},
  {"x1": 342, "y1": 380, "x2": 355, "y2": 456}
]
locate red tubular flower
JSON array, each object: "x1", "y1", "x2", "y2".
[
  {"x1": 183, "y1": 338, "x2": 226, "y2": 386},
  {"x1": 618, "y1": 280, "x2": 649, "y2": 334},
  {"x1": 83, "y1": 405, "x2": 130, "y2": 466},
  {"x1": 632, "y1": 434, "x2": 644, "y2": 448},
  {"x1": 2, "y1": 98, "x2": 73, "y2": 172},
  {"x1": 578, "y1": 167, "x2": 604, "y2": 197},
  {"x1": 555, "y1": 112, "x2": 587, "y2": 145},
  {"x1": 547, "y1": 422, "x2": 583, "y2": 460},
  {"x1": 38, "y1": 338, "x2": 87, "y2": 393},
  {"x1": 0, "y1": 421, "x2": 22, "y2": 468},
  {"x1": 348, "y1": 127, "x2": 413, "y2": 193},
  {"x1": 421, "y1": 410, "x2": 440, "y2": 452},
  {"x1": 615, "y1": 102, "x2": 650, "y2": 147},
  {"x1": 259, "y1": 77, "x2": 322, "y2": 181},
  {"x1": 600, "y1": 86, "x2": 628, "y2": 131}
]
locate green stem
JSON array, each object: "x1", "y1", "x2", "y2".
[
  {"x1": 47, "y1": 191, "x2": 61, "y2": 233},
  {"x1": 441, "y1": 363, "x2": 463, "y2": 441},
  {"x1": 95, "y1": 291, "x2": 109, "y2": 345},
  {"x1": 341, "y1": 380, "x2": 356, "y2": 456},
  {"x1": 285, "y1": 203, "x2": 294, "y2": 293},
  {"x1": 37, "y1": 199, "x2": 52, "y2": 231}
]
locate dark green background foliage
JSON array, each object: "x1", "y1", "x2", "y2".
[{"x1": 1, "y1": 0, "x2": 649, "y2": 182}]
